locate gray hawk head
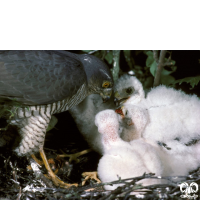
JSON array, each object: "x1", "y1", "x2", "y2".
[{"x1": 78, "y1": 53, "x2": 113, "y2": 102}]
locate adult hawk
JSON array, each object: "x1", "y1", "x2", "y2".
[{"x1": 0, "y1": 50, "x2": 113, "y2": 188}]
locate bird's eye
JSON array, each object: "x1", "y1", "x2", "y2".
[
  {"x1": 125, "y1": 110, "x2": 128, "y2": 115},
  {"x1": 126, "y1": 87, "x2": 133, "y2": 94},
  {"x1": 102, "y1": 81, "x2": 110, "y2": 88}
]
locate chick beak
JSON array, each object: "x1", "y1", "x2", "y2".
[
  {"x1": 115, "y1": 106, "x2": 125, "y2": 118},
  {"x1": 100, "y1": 88, "x2": 112, "y2": 103},
  {"x1": 114, "y1": 97, "x2": 130, "y2": 107},
  {"x1": 114, "y1": 97, "x2": 120, "y2": 107}
]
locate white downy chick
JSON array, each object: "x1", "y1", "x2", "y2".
[
  {"x1": 121, "y1": 104, "x2": 200, "y2": 185},
  {"x1": 114, "y1": 74, "x2": 148, "y2": 142},
  {"x1": 116, "y1": 75, "x2": 200, "y2": 150},
  {"x1": 114, "y1": 74, "x2": 200, "y2": 177},
  {"x1": 95, "y1": 110, "x2": 163, "y2": 190}
]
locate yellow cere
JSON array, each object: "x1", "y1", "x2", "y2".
[{"x1": 114, "y1": 91, "x2": 120, "y2": 98}]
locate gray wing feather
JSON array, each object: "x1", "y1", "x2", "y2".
[{"x1": 0, "y1": 51, "x2": 87, "y2": 105}]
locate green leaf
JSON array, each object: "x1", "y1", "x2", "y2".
[
  {"x1": 161, "y1": 66, "x2": 177, "y2": 76},
  {"x1": 161, "y1": 75, "x2": 175, "y2": 85},
  {"x1": 162, "y1": 69, "x2": 171, "y2": 76},
  {"x1": 172, "y1": 76, "x2": 200, "y2": 88},
  {"x1": 146, "y1": 57, "x2": 153, "y2": 68},
  {"x1": 164, "y1": 58, "x2": 176, "y2": 66},
  {"x1": 46, "y1": 116, "x2": 58, "y2": 132},
  {"x1": 81, "y1": 50, "x2": 93, "y2": 53},
  {"x1": 105, "y1": 51, "x2": 113, "y2": 65},
  {"x1": 149, "y1": 61, "x2": 157, "y2": 76},
  {"x1": 146, "y1": 51, "x2": 177, "y2": 78},
  {"x1": 145, "y1": 51, "x2": 157, "y2": 76},
  {"x1": 26, "y1": 106, "x2": 30, "y2": 111},
  {"x1": 145, "y1": 50, "x2": 153, "y2": 57}
]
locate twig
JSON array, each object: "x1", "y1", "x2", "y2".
[
  {"x1": 112, "y1": 50, "x2": 120, "y2": 83},
  {"x1": 153, "y1": 50, "x2": 159, "y2": 64},
  {"x1": 153, "y1": 50, "x2": 167, "y2": 87},
  {"x1": 153, "y1": 50, "x2": 175, "y2": 87},
  {"x1": 16, "y1": 187, "x2": 22, "y2": 200}
]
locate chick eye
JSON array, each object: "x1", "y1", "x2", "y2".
[
  {"x1": 125, "y1": 110, "x2": 128, "y2": 115},
  {"x1": 126, "y1": 87, "x2": 133, "y2": 94},
  {"x1": 102, "y1": 81, "x2": 110, "y2": 88}
]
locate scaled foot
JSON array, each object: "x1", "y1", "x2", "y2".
[
  {"x1": 82, "y1": 171, "x2": 101, "y2": 186},
  {"x1": 39, "y1": 149, "x2": 78, "y2": 188},
  {"x1": 59, "y1": 149, "x2": 93, "y2": 163}
]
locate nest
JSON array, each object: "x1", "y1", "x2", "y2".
[
  {"x1": 0, "y1": 112, "x2": 200, "y2": 200},
  {"x1": 0, "y1": 146, "x2": 200, "y2": 200}
]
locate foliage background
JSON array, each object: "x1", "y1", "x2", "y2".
[{"x1": 74, "y1": 50, "x2": 200, "y2": 96}]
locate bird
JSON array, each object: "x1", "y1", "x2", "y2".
[
  {"x1": 114, "y1": 74, "x2": 200, "y2": 176},
  {"x1": 95, "y1": 110, "x2": 163, "y2": 190},
  {"x1": 69, "y1": 74, "x2": 139, "y2": 155},
  {"x1": 69, "y1": 93, "x2": 115, "y2": 154},
  {"x1": 69, "y1": 75, "x2": 132, "y2": 184},
  {"x1": 0, "y1": 50, "x2": 113, "y2": 188}
]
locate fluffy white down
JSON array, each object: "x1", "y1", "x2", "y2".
[
  {"x1": 70, "y1": 74, "x2": 200, "y2": 190},
  {"x1": 120, "y1": 78, "x2": 200, "y2": 177},
  {"x1": 128, "y1": 105, "x2": 200, "y2": 176},
  {"x1": 124, "y1": 83, "x2": 200, "y2": 146},
  {"x1": 96, "y1": 110, "x2": 163, "y2": 190}
]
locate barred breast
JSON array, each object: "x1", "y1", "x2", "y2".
[{"x1": 4, "y1": 83, "x2": 88, "y2": 156}]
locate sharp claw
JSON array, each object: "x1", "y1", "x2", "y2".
[
  {"x1": 82, "y1": 172, "x2": 101, "y2": 186},
  {"x1": 39, "y1": 149, "x2": 78, "y2": 188}
]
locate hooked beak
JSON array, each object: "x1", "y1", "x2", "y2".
[
  {"x1": 114, "y1": 97, "x2": 129, "y2": 107},
  {"x1": 100, "y1": 88, "x2": 112, "y2": 103}
]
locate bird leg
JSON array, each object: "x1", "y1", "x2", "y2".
[
  {"x1": 39, "y1": 149, "x2": 78, "y2": 188},
  {"x1": 26, "y1": 154, "x2": 43, "y2": 171},
  {"x1": 58, "y1": 149, "x2": 101, "y2": 186},
  {"x1": 29, "y1": 154, "x2": 59, "y2": 179},
  {"x1": 82, "y1": 171, "x2": 101, "y2": 186},
  {"x1": 58, "y1": 149, "x2": 93, "y2": 163},
  {"x1": 31, "y1": 154, "x2": 43, "y2": 165},
  {"x1": 29, "y1": 158, "x2": 54, "y2": 188}
]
